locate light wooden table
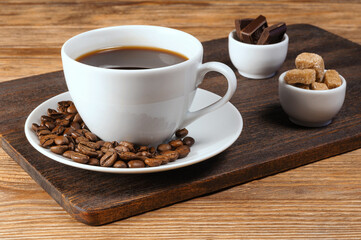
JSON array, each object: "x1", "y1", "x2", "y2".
[{"x1": 1, "y1": 1, "x2": 360, "y2": 239}]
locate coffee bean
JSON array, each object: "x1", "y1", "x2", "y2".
[
  {"x1": 79, "y1": 141, "x2": 100, "y2": 150},
  {"x1": 149, "y1": 147, "x2": 156, "y2": 154},
  {"x1": 44, "y1": 121, "x2": 56, "y2": 130},
  {"x1": 113, "y1": 160, "x2": 127, "y2": 168},
  {"x1": 40, "y1": 134, "x2": 57, "y2": 139},
  {"x1": 78, "y1": 142, "x2": 98, "y2": 157},
  {"x1": 58, "y1": 100, "x2": 72, "y2": 108},
  {"x1": 128, "y1": 160, "x2": 145, "y2": 168},
  {"x1": 118, "y1": 141, "x2": 134, "y2": 152},
  {"x1": 39, "y1": 134, "x2": 57, "y2": 146},
  {"x1": 100, "y1": 151, "x2": 118, "y2": 167},
  {"x1": 52, "y1": 125, "x2": 65, "y2": 135},
  {"x1": 182, "y1": 136, "x2": 195, "y2": 147},
  {"x1": 70, "y1": 121, "x2": 81, "y2": 130},
  {"x1": 96, "y1": 150, "x2": 103, "y2": 159},
  {"x1": 64, "y1": 113, "x2": 75, "y2": 122},
  {"x1": 56, "y1": 119, "x2": 70, "y2": 127},
  {"x1": 68, "y1": 141, "x2": 75, "y2": 151},
  {"x1": 47, "y1": 108, "x2": 57, "y2": 115},
  {"x1": 96, "y1": 140, "x2": 105, "y2": 147},
  {"x1": 118, "y1": 151, "x2": 141, "y2": 160},
  {"x1": 32, "y1": 124, "x2": 48, "y2": 132},
  {"x1": 110, "y1": 148, "x2": 119, "y2": 154},
  {"x1": 136, "y1": 151, "x2": 153, "y2": 158},
  {"x1": 32, "y1": 123, "x2": 40, "y2": 132},
  {"x1": 47, "y1": 108, "x2": 64, "y2": 118},
  {"x1": 41, "y1": 115, "x2": 54, "y2": 123},
  {"x1": 144, "y1": 158, "x2": 163, "y2": 167},
  {"x1": 54, "y1": 136, "x2": 69, "y2": 145},
  {"x1": 138, "y1": 146, "x2": 148, "y2": 152},
  {"x1": 57, "y1": 105, "x2": 67, "y2": 113},
  {"x1": 157, "y1": 143, "x2": 172, "y2": 152},
  {"x1": 84, "y1": 131, "x2": 98, "y2": 141},
  {"x1": 63, "y1": 150, "x2": 75, "y2": 159},
  {"x1": 88, "y1": 158, "x2": 100, "y2": 166},
  {"x1": 161, "y1": 150, "x2": 179, "y2": 162},
  {"x1": 175, "y1": 145, "x2": 190, "y2": 158},
  {"x1": 62, "y1": 127, "x2": 74, "y2": 137},
  {"x1": 101, "y1": 146, "x2": 110, "y2": 153},
  {"x1": 40, "y1": 136, "x2": 54, "y2": 148},
  {"x1": 37, "y1": 129, "x2": 51, "y2": 136},
  {"x1": 67, "y1": 104, "x2": 77, "y2": 114},
  {"x1": 115, "y1": 145, "x2": 130, "y2": 153},
  {"x1": 155, "y1": 155, "x2": 170, "y2": 165},
  {"x1": 76, "y1": 129, "x2": 84, "y2": 134},
  {"x1": 71, "y1": 152, "x2": 89, "y2": 164},
  {"x1": 103, "y1": 142, "x2": 113, "y2": 148},
  {"x1": 58, "y1": 101, "x2": 72, "y2": 113},
  {"x1": 175, "y1": 128, "x2": 188, "y2": 138},
  {"x1": 78, "y1": 141, "x2": 96, "y2": 151},
  {"x1": 71, "y1": 130, "x2": 83, "y2": 139},
  {"x1": 80, "y1": 122, "x2": 87, "y2": 129},
  {"x1": 73, "y1": 113, "x2": 82, "y2": 123},
  {"x1": 50, "y1": 145, "x2": 69, "y2": 154},
  {"x1": 36, "y1": 125, "x2": 48, "y2": 131},
  {"x1": 169, "y1": 139, "x2": 183, "y2": 148},
  {"x1": 75, "y1": 136, "x2": 89, "y2": 144}
]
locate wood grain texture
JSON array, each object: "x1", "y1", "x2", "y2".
[
  {"x1": 0, "y1": 0, "x2": 361, "y2": 238},
  {"x1": 1, "y1": 24, "x2": 361, "y2": 227},
  {"x1": 0, "y1": 0, "x2": 360, "y2": 81}
]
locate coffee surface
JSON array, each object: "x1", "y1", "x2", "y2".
[{"x1": 76, "y1": 46, "x2": 188, "y2": 69}]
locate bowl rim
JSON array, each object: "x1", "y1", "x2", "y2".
[{"x1": 279, "y1": 70, "x2": 346, "y2": 94}]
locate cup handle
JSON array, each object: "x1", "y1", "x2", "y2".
[{"x1": 181, "y1": 62, "x2": 237, "y2": 127}]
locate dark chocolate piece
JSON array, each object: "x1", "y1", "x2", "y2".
[
  {"x1": 257, "y1": 22, "x2": 287, "y2": 45},
  {"x1": 234, "y1": 18, "x2": 254, "y2": 41},
  {"x1": 241, "y1": 15, "x2": 268, "y2": 44}
]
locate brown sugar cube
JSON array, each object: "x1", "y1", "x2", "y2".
[
  {"x1": 295, "y1": 52, "x2": 325, "y2": 82},
  {"x1": 324, "y1": 69, "x2": 342, "y2": 89},
  {"x1": 311, "y1": 82, "x2": 328, "y2": 90},
  {"x1": 285, "y1": 69, "x2": 316, "y2": 85},
  {"x1": 293, "y1": 83, "x2": 310, "y2": 89}
]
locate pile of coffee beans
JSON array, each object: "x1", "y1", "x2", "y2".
[{"x1": 32, "y1": 100, "x2": 195, "y2": 168}]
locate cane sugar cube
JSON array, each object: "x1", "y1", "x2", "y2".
[
  {"x1": 285, "y1": 69, "x2": 316, "y2": 85},
  {"x1": 311, "y1": 82, "x2": 328, "y2": 90},
  {"x1": 295, "y1": 52, "x2": 325, "y2": 81},
  {"x1": 324, "y1": 70, "x2": 342, "y2": 89},
  {"x1": 293, "y1": 83, "x2": 310, "y2": 89}
]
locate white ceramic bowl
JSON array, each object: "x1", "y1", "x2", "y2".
[
  {"x1": 279, "y1": 71, "x2": 346, "y2": 127},
  {"x1": 228, "y1": 30, "x2": 288, "y2": 79}
]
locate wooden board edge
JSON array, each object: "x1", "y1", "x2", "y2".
[
  {"x1": 1, "y1": 119, "x2": 361, "y2": 225},
  {"x1": 66, "y1": 133, "x2": 361, "y2": 225}
]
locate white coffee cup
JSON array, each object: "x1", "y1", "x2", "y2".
[{"x1": 61, "y1": 25, "x2": 237, "y2": 145}]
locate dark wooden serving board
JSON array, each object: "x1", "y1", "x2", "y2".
[{"x1": 1, "y1": 24, "x2": 360, "y2": 225}]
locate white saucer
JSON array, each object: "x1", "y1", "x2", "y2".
[{"x1": 24, "y1": 89, "x2": 243, "y2": 174}]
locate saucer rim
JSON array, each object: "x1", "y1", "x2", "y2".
[{"x1": 24, "y1": 89, "x2": 243, "y2": 174}]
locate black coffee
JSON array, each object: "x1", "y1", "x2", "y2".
[{"x1": 76, "y1": 46, "x2": 188, "y2": 70}]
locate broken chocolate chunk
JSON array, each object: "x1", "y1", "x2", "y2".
[
  {"x1": 241, "y1": 15, "x2": 268, "y2": 44},
  {"x1": 235, "y1": 18, "x2": 254, "y2": 41},
  {"x1": 257, "y1": 22, "x2": 287, "y2": 45}
]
